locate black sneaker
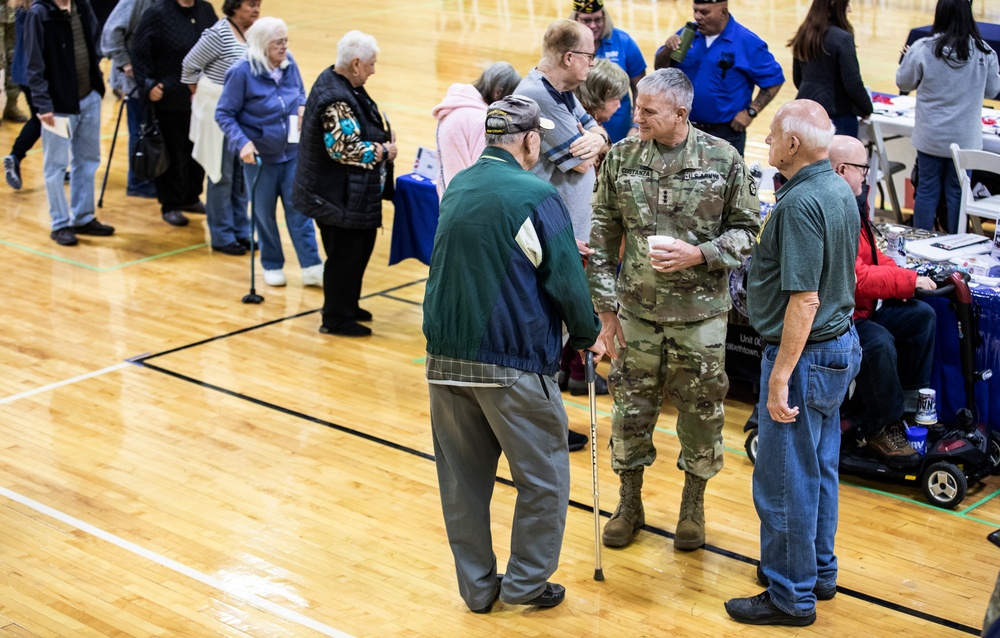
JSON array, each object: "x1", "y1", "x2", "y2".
[
  {"x1": 73, "y1": 218, "x2": 115, "y2": 236},
  {"x1": 50, "y1": 227, "x2": 78, "y2": 246},
  {"x1": 4, "y1": 154, "x2": 21, "y2": 190},
  {"x1": 162, "y1": 210, "x2": 189, "y2": 226},
  {"x1": 237, "y1": 237, "x2": 254, "y2": 251},
  {"x1": 568, "y1": 429, "x2": 588, "y2": 452},
  {"x1": 724, "y1": 591, "x2": 815, "y2": 626}
]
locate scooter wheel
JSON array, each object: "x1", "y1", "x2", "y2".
[
  {"x1": 922, "y1": 462, "x2": 968, "y2": 509},
  {"x1": 745, "y1": 429, "x2": 758, "y2": 465}
]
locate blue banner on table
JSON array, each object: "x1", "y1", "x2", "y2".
[{"x1": 389, "y1": 173, "x2": 439, "y2": 266}]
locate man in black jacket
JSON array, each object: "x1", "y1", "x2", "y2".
[{"x1": 24, "y1": 0, "x2": 114, "y2": 245}]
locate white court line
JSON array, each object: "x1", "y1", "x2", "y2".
[
  {"x1": 0, "y1": 485, "x2": 355, "y2": 638},
  {"x1": 0, "y1": 362, "x2": 131, "y2": 405}
]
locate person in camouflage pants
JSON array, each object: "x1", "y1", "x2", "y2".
[
  {"x1": 0, "y1": 0, "x2": 25, "y2": 122},
  {"x1": 587, "y1": 68, "x2": 759, "y2": 551}
]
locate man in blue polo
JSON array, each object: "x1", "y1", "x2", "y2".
[
  {"x1": 424, "y1": 95, "x2": 604, "y2": 614},
  {"x1": 725, "y1": 100, "x2": 861, "y2": 626},
  {"x1": 654, "y1": 0, "x2": 784, "y2": 156}
]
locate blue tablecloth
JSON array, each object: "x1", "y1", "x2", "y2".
[
  {"x1": 389, "y1": 173, "x2": 439, "y2": 266},
  {"x1": 927, "y1": 285, "x2": 1000, "y2": 430}
]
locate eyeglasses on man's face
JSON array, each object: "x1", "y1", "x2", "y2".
[
  {"x1": 570, "y1": 50, "x2": 596, "y2": 62},
  {"x1": 843, "y1": 162, "x2": 870, "y2": 178}
]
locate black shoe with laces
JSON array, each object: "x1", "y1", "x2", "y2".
[
  {"x1": 212, "y1": 242, "x2": 246, "y2": 256},
  {"x1": 4, "y1": 154, "x2": 21, "y2": 190},
  {"x1": 724, "y1": 590, "x2": 816, "y2": 626},
  {"x1": 73, "y1": 218, "x2": 115, "y2": 236}
]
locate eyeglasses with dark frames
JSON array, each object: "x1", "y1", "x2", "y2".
[
  {"x1": 570, "y1": 50, "x2": 596, "y2": 62},
  {"x1": 843, "y1": 162, "x2": 870, "y2": 178}
]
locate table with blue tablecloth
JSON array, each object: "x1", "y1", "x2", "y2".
[{"x1": 389, "y1": 173, "x2": 439, "y2": 266}]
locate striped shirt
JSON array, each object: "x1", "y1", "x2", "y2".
[{"x1": 181, "y1": 18, "x2": 246, "y2": 86}]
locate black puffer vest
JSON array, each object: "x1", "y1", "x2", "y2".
[{"x1": 293, "y1": 67, "x2": 388, "y2": 229}]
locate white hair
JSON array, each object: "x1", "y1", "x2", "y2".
[
  {"x1": 636, "y1": 68, "x2": 693, "y2": 113},
  {"x1": 246, "y1": 17, "x2": 289, "y2": 76},
  {"x1": 778, "y1": 109, "x2": 836, "y2": 151},
  {"x1": 337, "y1": 30, "x2": 379, "y2": 66}
]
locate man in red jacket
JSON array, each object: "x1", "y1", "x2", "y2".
[{"x1": 830, "y1": 135, "x2": 936, "y2": 464}]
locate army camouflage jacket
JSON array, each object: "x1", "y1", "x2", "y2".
[{"x1": 587, "y1": 126, "x2": 760, "y2": 323}]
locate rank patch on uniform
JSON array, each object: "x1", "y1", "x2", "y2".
[{"x1": 659, "y1": 188, "x2": 672, "y2": 206}]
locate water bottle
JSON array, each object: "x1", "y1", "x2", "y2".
[{"x1": 670, "y1": 23, "x2": 697, "y2": 63}]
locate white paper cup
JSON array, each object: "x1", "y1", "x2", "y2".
[{"x1": 647, "y1": 235, "x2": 674, "y2": 252}]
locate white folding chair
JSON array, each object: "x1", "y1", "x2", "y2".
[
  {"x1": 863, "y1": 119, "x2": 906, "y2": 223},
  {"x1": 950, "y1": 142, "x2": 1000, "y2": 235}
]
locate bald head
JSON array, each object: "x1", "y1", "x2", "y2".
[
  {"x1": 829, "y1": 135, "x2": 869, "y2": 196},
  {"x1": 766, "y1": 99, "x2": 836, "y2": 177}
]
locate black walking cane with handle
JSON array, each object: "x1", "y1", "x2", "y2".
[
  {"x1": 586, "y1": 351, "x2": 605, "y2": 581},
  {"x1": 98, "y1": 90, "x2": 130, "y2": 208},
  {"x1": 242, "y1": 156, "x2": 264, "y2": 304}
]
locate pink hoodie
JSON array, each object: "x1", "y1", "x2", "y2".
[{"x1": 432, "y1": 83, "x2": 488, "y2": 198}]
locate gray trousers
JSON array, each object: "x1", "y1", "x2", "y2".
[{"x1": 429, "y1": 373, "x2": 569, "y2": 610}]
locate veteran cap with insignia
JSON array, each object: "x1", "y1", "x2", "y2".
[
  {"x1": 572, "y1": 0, "x2": 603, "y2": 13},
  {"x1": 485, "y1": 95, "x2": 555, "y2": 135}
]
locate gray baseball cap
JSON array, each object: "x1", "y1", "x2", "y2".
[{"x1": 485, "y1": 95, "x2": 555, "y2": 135}]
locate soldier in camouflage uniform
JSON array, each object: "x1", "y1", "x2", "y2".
[{"x1": 587, "y1": 68, "x2": 759, "y2": 551}]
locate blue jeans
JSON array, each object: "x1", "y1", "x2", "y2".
[
  {"x1": 753, "y1": 328, "x2": 862, "y2": 617},
  {"x1": 243, "y1": 158, "x2": 321, "y2": 271},
  {"x1": 125, "y1": 97, "x2": 156, "y2": 196},
  {"x1": 914, "y1": 150, "x2": 963, "y2": 233},
  {"x1": 206, "y1": 142, "x2": 250, "y2": 246},
  {"x1": 853, "y1": 300, "x2": 936, "y2": 435},
  {"x1": 41, "y1": 90, "x2": 101, "y2": 230}
]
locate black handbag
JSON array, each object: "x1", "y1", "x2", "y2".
[{"x1": 133, "y1": 105, "x2": 169, "y2": 181}]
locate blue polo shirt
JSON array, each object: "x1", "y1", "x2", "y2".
[
  {"x1": 670, "y1": 16, "x2": 784, "y2": 124},
  {"x1": 596, "y1": 28, "x2": 646, "y2": 142}
]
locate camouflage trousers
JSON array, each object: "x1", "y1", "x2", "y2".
[
  {"x1": 608, "y1": 308, "x2": 729, "y2": 480},
  {"x1": 0, "y1": 21, "x2": 16, "y2": 99}
]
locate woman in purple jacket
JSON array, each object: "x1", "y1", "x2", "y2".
[{"x1": 216, "y1": 16, "x2": 322, "y2": 288}]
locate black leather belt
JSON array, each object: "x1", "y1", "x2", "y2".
[{"x1": 762, "y1": 321, "x2": 853, "y2": 348}]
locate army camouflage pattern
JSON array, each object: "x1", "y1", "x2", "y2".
[
  {"x1": 607, "y1": 309, "x2": 728, "y2": 478},
  {"x1": 985, "y1": 569, "x2": 1000, "y2": 636},
  {"x1": 587, "y1": 126, "x2": 760, "y2": 324}
]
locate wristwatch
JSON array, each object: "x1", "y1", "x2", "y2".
[{"x1": 746, "y1": 106, "x2": 759, "y2": 118}]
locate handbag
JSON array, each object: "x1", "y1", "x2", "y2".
[{"x1": 133, "y1": 104, "x2": 169, "y2": 181}]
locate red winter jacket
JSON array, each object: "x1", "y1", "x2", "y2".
[{"x1": 854, "y1": 211, "x2": 917, "y2": 320}]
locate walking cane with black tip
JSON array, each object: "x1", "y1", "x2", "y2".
[
  {"x1": 242, "y1": 156, "x2": 264, "y2": 304},
  {"x1": 98, "y1": 89, "x2": 130, "y2": 208},
  {"x1": 586, "y1": 350, "x2": 605, "y2": 581}
]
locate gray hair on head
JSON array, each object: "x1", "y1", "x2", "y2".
[
  {"x1": 776, "y1": 100, "x2": 836, "y2": 151},
  {"x1": 337, "y1": 30, "x2": 379, "y2": 66},
  {"x1": 472, "y1": 62, "x2": 522, "y2": 105},
  {"x1": 636, "y1": 68, "x2": 693, "y2": 112},
  {"x1": 246, "y1": 17, "x2": 288, "y2": 76}
]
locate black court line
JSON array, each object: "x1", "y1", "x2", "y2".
[
  {"x1": 135, "y1": 277, "x2": 428, "y2": 364},
  {"x1": 133, "y1": 357, "x2": 981, "y2": 635}
]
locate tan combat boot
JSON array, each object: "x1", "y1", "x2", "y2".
[
  {"x1": 674, "y1": 472, "x2": 707, "y2": 551},
  {"x1": 602, "y1": 468, "x2": 644, "y2": 547}
]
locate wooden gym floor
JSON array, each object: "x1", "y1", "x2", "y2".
[{"x1": 2, "y1": 0, "x2": 1000, "y2": 635}]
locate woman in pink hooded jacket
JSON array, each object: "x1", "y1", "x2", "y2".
[{"x1": 432, "y1": 62, "x2": 521, "y2": 198}]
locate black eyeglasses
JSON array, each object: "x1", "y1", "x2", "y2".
[
  {"x1": 843, "y1": 162, "x2": 870, "y2": 178},
  {"x1": 570, "y1": 50, "x2": 596, "y2": 62}
]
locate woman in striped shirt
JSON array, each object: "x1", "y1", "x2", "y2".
[{"x1": 182, "y1": 0, "x2": 260, "y2": 255}]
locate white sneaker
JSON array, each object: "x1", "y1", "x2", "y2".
[
  {"x1": 302, "y1": 264, "x2": 324, "y2": 287},
  {"x1": 263, "y1": 269, "x2": 286, "y2": 287}
]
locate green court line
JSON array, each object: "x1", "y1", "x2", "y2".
[
  {"x1": 0, "y1": 238, "x2": 208, "y2": 272},
  {"x1": 959, "y1": 487, "x2": 1000, "y2": 516}
]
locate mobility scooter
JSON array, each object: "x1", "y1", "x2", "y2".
[{"x1": 743, "y1": 270, "x2": 1000, "y2": 509}]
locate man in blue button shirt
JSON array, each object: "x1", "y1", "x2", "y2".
[{"x1": 654, "y1": 0, "x2": 784, "y2": 156}]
